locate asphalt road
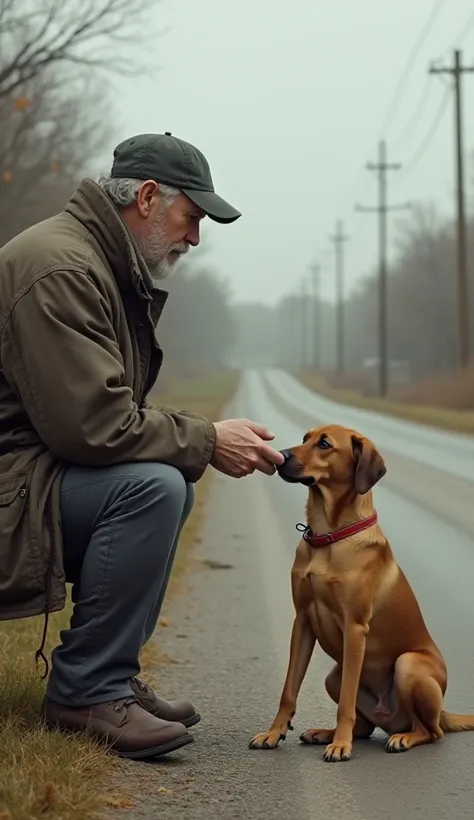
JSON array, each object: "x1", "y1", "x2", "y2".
[{"x1": 117, "y1": 369, "x2": 474, "y2": 820}]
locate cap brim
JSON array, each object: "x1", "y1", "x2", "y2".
[{"x1": 181, "y1": 188, "x2": 241, "y2": 224}]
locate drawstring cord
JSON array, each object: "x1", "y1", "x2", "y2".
[{"x1": 35, "y1": 611, "x2": 50, "y2": 680}]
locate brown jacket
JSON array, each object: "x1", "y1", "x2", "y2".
[{"x1": 0, "y1": 179, "x2": 216, "y2": 623}]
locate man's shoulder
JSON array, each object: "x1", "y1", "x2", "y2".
[
  {"x1": 0, "y1": 211, "x2": 111, "y2": 319},
  {"x1": 0, "y1": 211, "x2": 93, "y2": 276}
]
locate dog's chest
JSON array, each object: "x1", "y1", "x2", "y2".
[
  {"x1": 308, "y1": 574, "x2": 345, "y2": 626},
  {"x1": 303, "y1": 553, "x2": 356, "y2": 657}
]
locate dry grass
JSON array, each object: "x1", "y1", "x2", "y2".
[
  {"x1": 0, "y1": 369, "x2": 238, "y2": 820},
  {"x1": 0, "y1": 609, "x2": 113, "y2": 820},
  {"x1": 294, "y1": 369, "x2": 474, "y2": 434},
  {"x1": 391, "y1": 361, "x2": 474, "y2": 411}
]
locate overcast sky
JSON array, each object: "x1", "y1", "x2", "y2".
[{"x1": 98, "y1": 0, "x2": 474, "y2": 306}]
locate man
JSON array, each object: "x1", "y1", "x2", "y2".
[{"x1": 0, "y1": 132, "x2": 284, "y2": 760}]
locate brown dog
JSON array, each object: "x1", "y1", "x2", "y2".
[{"x1": 249, "y1": 423, "x2": 474, "y2": 761}]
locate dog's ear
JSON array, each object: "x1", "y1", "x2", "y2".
[{"x1": 351, "y1": 435, "x2": 386, "y2": 495}]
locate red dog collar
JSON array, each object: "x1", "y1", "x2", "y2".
[{"x1": 296, "y1": 512, "x2": 378, "y2": 548}]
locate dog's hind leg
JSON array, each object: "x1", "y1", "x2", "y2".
[{"x1": 386, "y1": 651, "x2": 445, "y2": 753}]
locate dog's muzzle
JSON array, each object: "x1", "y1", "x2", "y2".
[
  {"x1": 277, "y1": 449, "x2": 316, "y2": 486},
  {"x1": 279, "y1": 449, "x2": 292, "y2": 462}
]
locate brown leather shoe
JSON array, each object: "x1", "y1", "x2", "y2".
[
  {"x1": 42, "y1": 695, "x2": 193, "y2": 759},
  {"x1": 130, "y1": 677, "x2": 201, "y2": 728}
]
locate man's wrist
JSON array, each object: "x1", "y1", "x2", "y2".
[{"x1": 209, "y1": 422, "x2": 219, "y2": 464}]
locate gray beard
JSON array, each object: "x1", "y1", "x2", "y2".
[
  {"x1": 150, "y1": 256, "x2": 180, "y2": 283},
  {"x1": 134, "y1": 233, "x2": 188, "y2": 284}
]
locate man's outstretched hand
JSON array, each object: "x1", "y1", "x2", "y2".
[{"x1": 210, "y1": 418, "x2": 285, "y2": 478}]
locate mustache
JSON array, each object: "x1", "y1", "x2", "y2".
[{"x1": 169, "y1": 241, "x2": 189, "y2": 256}]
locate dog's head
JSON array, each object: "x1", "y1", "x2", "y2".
[{"x1": 278, "y1": 424, "x2": 386, "y2": 495}]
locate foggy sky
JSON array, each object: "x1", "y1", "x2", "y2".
[{"x1": 94, "y1": 0, "x2": 474, "y2": 306}]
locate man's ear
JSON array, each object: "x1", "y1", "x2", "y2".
[
  {"x1": 351, "y1": 435, "x2": 387, "y2": 495},
  {"x1": 136, "y1": 180, "x2": 159, "y2": 219}
]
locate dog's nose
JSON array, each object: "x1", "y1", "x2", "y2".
[{"x1": 279, "y1": 449, "x2": 292, "y2": 461}]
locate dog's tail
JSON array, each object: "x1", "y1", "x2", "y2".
[{"x1": 440, "y1": 711, "x2": 474, "y2": 732}]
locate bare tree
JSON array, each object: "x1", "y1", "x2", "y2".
[
  {"x1": 0, "y1": 70, "x2": 110, "y2": 243},
  {"x1": 0, "y1": 0, "x2": 162, "y2": 243},
  {"x1": 0, "y1": 0, "x2": 162, "y2": 99}
]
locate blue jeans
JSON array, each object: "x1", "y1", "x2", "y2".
[{"x1": 46, "y1": 462, "x2": 194, "y2": 706}]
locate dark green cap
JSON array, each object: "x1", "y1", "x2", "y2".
[{"x1": 110, "y1": 132, "x2": 241, "y2": 224}]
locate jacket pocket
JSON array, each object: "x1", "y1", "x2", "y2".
[{"x1": 0, "y1": 471, "x2": 43, "y2": 605}]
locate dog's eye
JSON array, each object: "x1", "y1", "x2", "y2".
[{"x1": 318, "y1": 437, "x2": 331, "y2": 450}]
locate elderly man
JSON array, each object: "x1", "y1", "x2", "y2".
[{"x1": 0, "y1": 132, "x2": 284, "y2": 760}]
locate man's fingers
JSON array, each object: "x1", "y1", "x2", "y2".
[
  {"x1": 260, "y1": 443, "x2": 285, "y2": 466},
  {"x1": 245, "y1": 420, "x2": 275, "y2": 441},
  {"x1": 254, "y1": 457, "x2": 276, "y2": 476}
]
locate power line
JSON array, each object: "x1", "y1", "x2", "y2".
[
  {"x1": 320, "y1": 2, "x2": 474, "y2": 302},
  {"x1": 429, "y1": 49, "x2": 474, "y2": 369},
  {"x1": 378, "y1": 0, "x2": 446, "y2": 137},
  {"x1": 350, "y1": 87, "x2": 444, "y2": 240},
  {"x1": 446, "y1": 8, "x2": 474, "y2": 52},
  {"x1": 367, "y1": 68, "x2": 450, "y2": 183},
  {"x1": 380, "y1": 5, "x2": 474, "y2": 154},
  {"x1": 390, "y1": 76, "x2": 433, "y2": 150},
  {"x1": 397, "y1": 85, "x2": 451, "y2": 177},
  {"x1": 339, "y1": 2, "x2": 446, "y2": 231},
  {"x1": 388, "y1": 65, "x2": 452, "y2": 154}
]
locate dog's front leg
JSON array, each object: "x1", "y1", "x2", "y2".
[
  {"x1": 323, "y1": 619, "x2": 369, "y2": 762},
  {"x1": 249, "y1": 614, "x2": 316, "y2": 750}
]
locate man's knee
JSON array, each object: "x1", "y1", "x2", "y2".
[
  {"x1": 182, "y1": 481, "x2": 195, "y2": 522},
  {"x1": 61, "y1": 462, "x2": 192, "y2": 542},
  {"x1": 132, "y1": 463, "x2": 190, "y2": 520},
  {"x1": 154, "y1": 465, "x2": 195, "y2": 528},
  {"x1": 60, "y1": 462, "x2": 194, "y2": 590}
]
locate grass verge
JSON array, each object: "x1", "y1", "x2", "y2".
[
  {"x1": 0, "y1": 369, "x2": 239, "y2": 820},
  {"x1": 293, "y1": 370, "x2": 474, "y2": 435}
]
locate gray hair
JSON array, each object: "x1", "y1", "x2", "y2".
[{"x1": 97, "y1": 174, "x2": 180, "y2": 209}]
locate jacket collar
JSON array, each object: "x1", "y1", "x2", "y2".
[{"x1": 64, "y1": 178, "x2": 168, "y2": 323}]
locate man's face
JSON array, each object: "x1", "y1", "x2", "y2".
[{"x1": 130, "y1": 182, "x2": 205, "y2": 282}]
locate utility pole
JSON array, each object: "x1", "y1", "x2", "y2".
[
  {"x1": 355, "y1": 140, "x2": 410, "y2": 397},
  {"x1": 329, "y1": 221, "x2": 349, "y2": 375},
  {"x1": 289, "y1": 295, "x2": 299, "y2": 368},
  {"x1": 284, "y1": 298, "x2": 293, "y2": 369},
  {"x1": 429, "y1": 49, "x2": 474, "y2": 369},
  {"x1": 300, "y1": 277, "x2": 308, "y2": 370},
  {"x1": 310, "y1": 263, "x2": 321, "y2": 371}
]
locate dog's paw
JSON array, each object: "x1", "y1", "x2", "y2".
[
  {"x1": 323, "y1": 741, "x2": 353, "y2": 762},
  {"x1": 249, "y1": 729, "x2": 286, "y2": 750},
  {"x1": 300, "y1": 728, "x2": 335, "y2": 745},
  {"x1": 385, "y1": 733, "x2": 411, "y2": 753}
]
